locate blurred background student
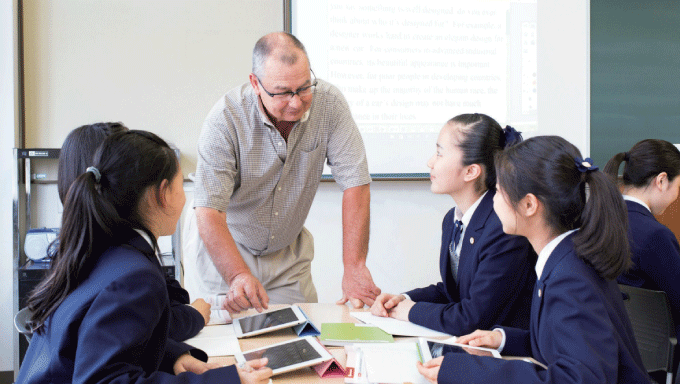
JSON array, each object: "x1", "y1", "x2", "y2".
[
  {"x1": 605, "y1": 139, "x2": 680, "y2": 341},
  {"x1": 18, "y1": 130, "x2": 270, "y2": 383},
  {"x1": 371, "y1": 113, "x2": 536, "y2": 337}
]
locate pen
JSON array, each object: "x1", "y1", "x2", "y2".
[{"x1": 355, "y1": 348, "x2": 363, "y2": 378}]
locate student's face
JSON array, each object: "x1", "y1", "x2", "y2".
[
  {"x1": 162, "y1": 169, "x2": 186, "y2": 236},
  {"x1": 250, "y1": 53, "x2": 313, "y2": 123},
  {"x1": 493, "y1": 184, "x2": 519, "y2": 235},
  {"x1": 427, "y1": 123, "x2": 468, "y2": 197},
  {"x1": 659, "y1": 174, "x2": 680, "y2": 215}
]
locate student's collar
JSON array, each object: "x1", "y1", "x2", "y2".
[
  {"x1": 455, "y1": 191, "x2": 488, "y2": 227},
  {"x1": 623, "y1": 195, "x2": 651, "y2": 213},
  {"x1": 535, "y1": 229, "x2": 578, "y2": 278},
  {"x1": 133, "y1": 228, "x2": 155, "y2": 250}
]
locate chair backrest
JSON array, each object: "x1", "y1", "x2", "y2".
[
  {"x1": 14, "y1": 307, "x2": 34, "y2": 343},
  {"x1": 619, "y1": 284, "x2": 677, "y2": 374}
]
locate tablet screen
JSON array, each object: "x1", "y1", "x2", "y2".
[
  {"x1": 238, "y1": 307, "x2": 299, "y2": 334},
  {"x1": 242, "y1": 338, "x2": 322, "y2": 371},
  {"x1": 426, "y1": 340, "x2": 497, "y2": 358}
]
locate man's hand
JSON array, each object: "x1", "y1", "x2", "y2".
[
  {"x1": 416, "y1": 356, "x2": 444, "y2": 384},
  {"x1": 336, "y1": 264, "x2": 381, "y2": 308},
  {"x1": 190, "y1": 298, "x2": 211, "y2": 325},
  {"x1": 370, "y1": 293, "x2": 406, "y2": 317},
  {"x1": 224, "y1": 272, "x2": 269, "y2": 314},
  {"x1": 173, "y1": 353, "x2": 221, "y2": 375}
]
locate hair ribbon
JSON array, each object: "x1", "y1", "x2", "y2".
[
  {"x1": 86, "y1": 166, "x2": 102, "y2": 183},
  {"x1": 575, "y1": 157, "x2": 599, "y2": 173}
]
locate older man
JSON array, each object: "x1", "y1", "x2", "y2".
[{"x1": 184, "y1": 32, "x2": 380, "y2": 313}]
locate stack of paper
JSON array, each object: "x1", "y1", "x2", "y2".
[
  {"x1": 350, "y1": 312, "x2": 451, "y2": 337},
  {"x1": 344, "y1": 342, "x2": 429, "y2": 384},
  {"x1": 184, "y1": 324, "x2": 241, "y2": 357},
  {"x1": 319, "y1": 323, "x2": 394, "y2": 346},
  {"x1": 204, "y1": 293, "x2": 232, "y2": 325}
]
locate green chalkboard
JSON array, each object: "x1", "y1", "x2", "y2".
[{"x1": 590, "y1": 0, "x2": 680, "y2": 169}]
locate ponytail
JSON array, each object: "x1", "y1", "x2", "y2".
[
  {"x1": 604, "y1": 139, "x2": 680, "y2": 188},
  {"x1": 28, "y1": 130, "x2": 178, "y2": 331},
  {"x1": 496, "y1": 136, "x2": 630, "y2": 280}
]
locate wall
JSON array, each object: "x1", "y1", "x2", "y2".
[{"x1": 0, "y1": 0, "x2": 19, "y2": 378}]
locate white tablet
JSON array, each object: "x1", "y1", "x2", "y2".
[
  {"x1": 419, "y1": 337, "x2": 501, "y2": 359},
  {"x1": 233, "y1": 305, "x2": 306, "y2": 338},
  {"x1": 235, "y1": 336, "x2": 333, "y2": 375}
]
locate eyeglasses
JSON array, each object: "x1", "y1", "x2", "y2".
[{"x1": 255, "y1": 70, "x2": 317, "y2": 102}]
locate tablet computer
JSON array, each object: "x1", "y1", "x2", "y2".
[
  {"x1": 235, "y1": 336, "x2": 333, "y2": 375},
  {"x1": 419, "y1": 337, "x2": 501, "y2": 359},
  {"x1": 233, "y1": 305, "x2": 306, "y2": 338}
]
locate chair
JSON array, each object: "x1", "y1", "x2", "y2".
[
  {"x1": 14, "y1": 307, "x2": 34, "y2": 343},
  {"x1": 619, "y1": 284, "x2": 677, "y2": 384}
]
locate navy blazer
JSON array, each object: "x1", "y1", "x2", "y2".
[
  {"x1": 17, "y1": 231, "x2": 239, "y2": 384},
  {"x1": 406, "y1": 190, "x2": 536, "y2": 335},
  {"x1": 436, "y1": 234, "x2": 650, "y2": 384},
  {"x1": 166, "y1": 276, "x2": 205, "y2": 341},
  {"x1": 618, "y1": 200, "x2": 680, "y2": 340}
]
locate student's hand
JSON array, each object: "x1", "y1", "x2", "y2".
[
  {"x1": 416, "y1": 356, "x2": 444, "y2": 384},
  {"x1": 337, "y1": 264, "x2": 381, "y2": 308},
  {"x1": 190, "y1": 298, "x2": 211, "y2": 325},
  {"x1": 173, "y1": 353, "x2": 222, "y2": 375},
  {"x1": 370, "y1": 293, "x2": 406, "y2": 317},
  {"x1": 225, "y1": 272, "x2": 269, "y2": 314},
  {"x1": 236, "y1": 358, "x2": 273, "y2": 384},
  {"x1": 387, "y1": 298, "x2": 415, "y2": 321},
  {"x1": 456, "y1": 329, "x2": 503, "y2": 350}
]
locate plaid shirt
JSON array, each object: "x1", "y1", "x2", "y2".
[{"x1": 194, "y1": 79, "x2": 371, "y2": 255}]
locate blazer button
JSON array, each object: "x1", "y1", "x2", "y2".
[
  {"x1": 538, "y1": 289, "x2": 542, "y2": 297},
  {"x1": 469, "y1": 237, "x2": 475, "y2": 244}
]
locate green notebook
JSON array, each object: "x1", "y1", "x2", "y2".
[{"x1": 319, "y1": 323, "x2": 395, "y2": 346}]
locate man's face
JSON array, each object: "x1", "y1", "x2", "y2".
[{"x1": 249, "y1": 55, "x2": 313, "y2": 123}]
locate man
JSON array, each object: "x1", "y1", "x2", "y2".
[{"x1": 184, "y1": 32, "x2": 380, "y2": 313}]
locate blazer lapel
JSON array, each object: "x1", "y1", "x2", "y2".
[{"x1": 457, "y1": 191, "x2": 494, "y2": 287}]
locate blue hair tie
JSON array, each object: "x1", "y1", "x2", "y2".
[
  {"x1": 86, "y1": 166, "x2": 102, "y2": 183},
  {"x1": 575, "y1": 157, "x2": 599, "y2": 173},
  {"x1": 501, "y1": 125, "x2": 523, "y2": 148}
]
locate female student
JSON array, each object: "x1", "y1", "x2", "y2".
[
  {"x1": 371, "y1": 113, "x2": 537, "y2": 336},
  {"x1": 18, "y1": 130, "x2": 271, "y2": 383},
  {"x1": 57, "y1": 122, "x2": 210, "y2": 343},
  {"x1": 604, "y1": 139, "x2": 680, "y2": 340},
  {"x1": 417, "y1": 136, "x2": 650, "y2": 384}
]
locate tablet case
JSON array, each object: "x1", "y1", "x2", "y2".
[
  {"x1": 311, "y1": 344, "x2": 347, "y2": 378},
  {"x1": 292, "y1": 307, "x2": 321, "y2": 336}
]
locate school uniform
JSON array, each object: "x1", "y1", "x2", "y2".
[
  {"x1": 618, "y1": 198, "x2": 680, "y2": 340},
  {"x1": 166, "y1": 277, "x2": 205, "y2": 341},
  {"x1": 17, "y1": 230, "x2": 240, "y2": 384},
  {"x1": 436, "y1": 232, "x2": 650, "y2": 384},
  {"x1": 406, "y1": 190, "x2": 537, "y2": 336}
]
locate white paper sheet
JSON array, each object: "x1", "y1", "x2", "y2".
[
  {"x1": 184, "y1": 323, "x2": 241, "y2": 357},
  {"x1": 355, "y1": 342, "x2": 429, "y2": 384},
  {"x1": 350, "y1": 312, "x2": 451, "y2": 337}
]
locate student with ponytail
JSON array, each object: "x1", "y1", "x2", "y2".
[
  {"x1": 18, "y1": 130, "x2": 271, "y2": 384},
  {"x1": 57, "y1": 122, "x2": 211, "y2": 344},
  {"x1": 417, "y1": 136, "x2": 649, "y2": 384},
  {"x1": 371, "y1": 113, "x2": 537, "y2": 337},
  {"x1": 604, "y1": 139, "x2": 680, "y2": 341}
]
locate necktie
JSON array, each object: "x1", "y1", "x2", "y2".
[{"x1": 449, "y1": 220, "x2": 463, "y2": 281}]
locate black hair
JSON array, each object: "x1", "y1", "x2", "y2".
[
  {"x1": 58, "y1": 122, "x2": 128, "y2": 203},
  {"x1": 496, "y1": 136, "x2": 630, "y2": 280},
  {"x1": 28, "y1": 130, "x2": 179, "y2": 331},
  {"x1": 604, "y1": 139, "x2": 680, "y2": 187},
  {"x1": 449, "y1": 113, "x2": 522, "y2": 192}
]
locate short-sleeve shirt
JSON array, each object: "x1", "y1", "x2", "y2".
[{"x1": 194, "y1": 79, "x2": 371, "y2": 255}]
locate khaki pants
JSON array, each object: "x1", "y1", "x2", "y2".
[{"x1": 183, "y1": 208, "x2": 318, "y2": 304}]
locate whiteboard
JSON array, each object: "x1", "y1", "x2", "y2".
[
  {"x1": 291, "y1": 0, "x2": 590, "y2": 175},
  {"x1": 22, "y1": 0, "x2": 283, "y2": 176}
]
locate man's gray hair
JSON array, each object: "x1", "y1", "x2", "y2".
[{"x1": 252, "y1": 32, "x2": 309, "y2": 78}]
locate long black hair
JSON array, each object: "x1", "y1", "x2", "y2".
[
  {"x1": 58, "y1": 122, "x2": 128, "y2": 203},
  {"x1": 496, "y1": 136, "x2": 630, "y2": 280},
  {"x1": 28, "y1": 130, "x2": 179, "y2": 331},
  {"x1": 604, "y1": 139, "x2": 680, "y2": 187},
  {"x1": 449, "y1": 113, "x2": 522, "y2": 192}
]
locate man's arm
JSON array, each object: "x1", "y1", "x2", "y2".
[
  {"x1": 336, "y1": 184, "x2": 381, "y2": 307},
  {"x1": 195, "y1": 207, "x2": 268, "y2": 313}
]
